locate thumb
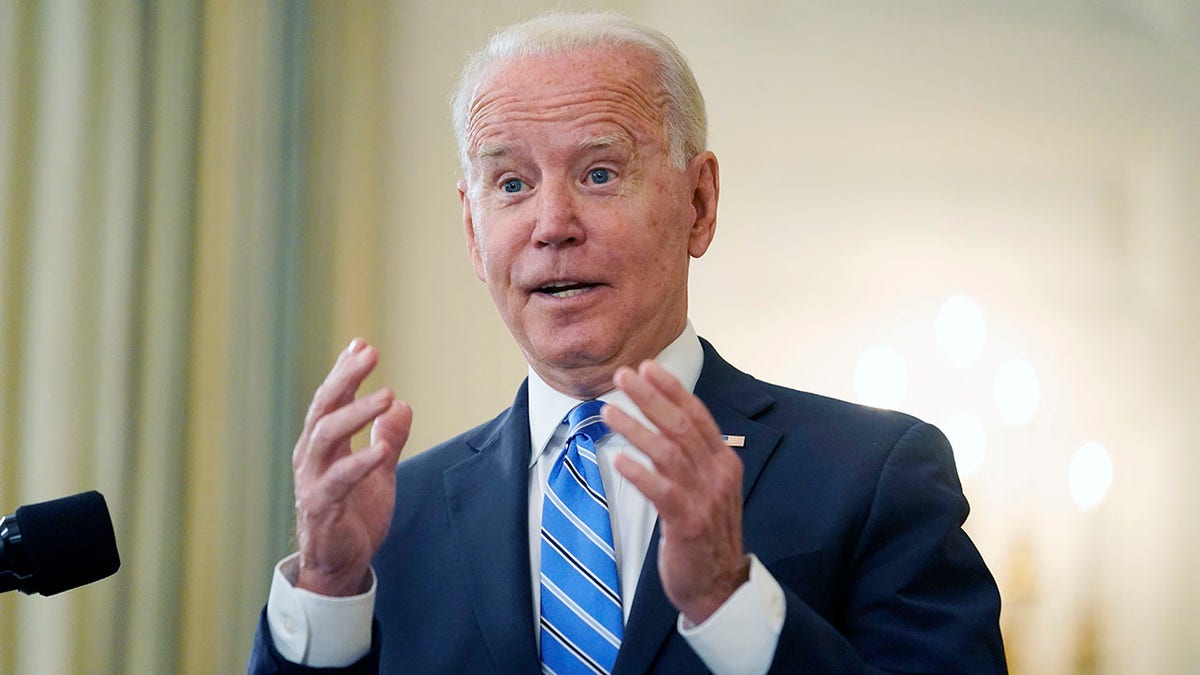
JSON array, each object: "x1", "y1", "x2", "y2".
[{"x1": 371, "y1": 400, "x2": 413, "y2": 460}]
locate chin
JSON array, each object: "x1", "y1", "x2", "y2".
[
  {"x1": 537, "y1": 345, "x2": 611, "y2": 371},
  {"x1": 526, "y1": 333, "x2": 617, "y2": 372}
]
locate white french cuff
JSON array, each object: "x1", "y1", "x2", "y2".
[
  {"x1": 677, "y1": 554, "x2": 785, "y2": 675},
  {"x1": 265, "y1": 552, "x2": 377, "y2": 667}
]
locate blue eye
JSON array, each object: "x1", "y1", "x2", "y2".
[
  {"x1": 588, "y1": 168, "x2": 611, "y2": 184},
  {"x1": 501, "y1": 179, "x2": 525, "y2": 193}
]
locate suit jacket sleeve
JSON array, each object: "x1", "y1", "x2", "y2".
[{"x1": 768, "y1": 421, "x2": 1006, "y2": 674}]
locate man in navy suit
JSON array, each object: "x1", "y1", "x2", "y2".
[{"x1": 250, "y1": 11, "x2": 1005, "y2": 674}]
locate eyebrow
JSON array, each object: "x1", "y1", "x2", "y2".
[
  {"x1": 582, "y1": 133, "x2": 632, "y2": 151},
  {"x1": 473, "y1": 133, "x2": 634, "y2": 163},
  {"x1": 475, "y1": 143, "x2": 509, "y2": 160}
]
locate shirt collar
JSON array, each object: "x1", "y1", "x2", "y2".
[{"x1": 526, "y1": 322, "x2": 704, "y2": 468}]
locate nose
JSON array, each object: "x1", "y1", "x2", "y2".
[{"x1": 531, "y1": 179, "x2": 584, "y2": 247}]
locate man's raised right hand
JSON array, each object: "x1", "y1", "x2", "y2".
[{"x1": 291, "y1": 338, "x2": 412, "y2": 597}]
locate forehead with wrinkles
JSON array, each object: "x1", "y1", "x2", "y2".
[{"x1": 464, "y1": 45, "x2": 671, "y2": 166}]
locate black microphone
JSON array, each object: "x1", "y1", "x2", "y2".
[{"x1": 0, "y1": 490, "x2": 121, "y2": 596}]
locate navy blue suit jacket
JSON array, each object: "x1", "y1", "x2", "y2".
[{"x1": 250, "y1": 339, "x2": 1006, "y2": 673}]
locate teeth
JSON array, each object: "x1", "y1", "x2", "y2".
[
  {"x1": 550, "y1": 287, "x2": 588, "y2": 298},
  {"x1": 537, "y1": 281, "x2": 592, "y2": 298}
]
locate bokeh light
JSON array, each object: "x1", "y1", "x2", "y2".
[
  {"x1": 993, "y1": 357, "x2": 1040, "y2": 426},
  {"x1": 1068, "y1": 441, "x2": 1113, "y2": 512},
  {"x1": 942, "y1": 412, "x2": 987, "y2": 479},
  {"x1": 854, "y1": 345, "x2": 908, "y2": 409},
  {"x1": 935, "y1": 294, "x2": 987, "y2": 367}
]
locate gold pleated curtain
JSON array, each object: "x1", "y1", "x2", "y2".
[{"x1": 0, "y1": 1, "x2": 389, "y2": 673}]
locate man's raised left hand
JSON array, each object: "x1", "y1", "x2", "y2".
[{"x1": 603, "y1": 360, "x2": 751, "y2": 625}]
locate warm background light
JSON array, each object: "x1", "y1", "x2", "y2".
[
  {"x1": 853, "y1": 345, "x2": 908, "y2": 409},
  {"x1": 993, "y1": 357, "x2": 1040, "y2": 426},
  {"x1": 942, "y1": 411, "x2": 987, "y2": 479},
  {"x1": 1069, "y1": 441, "x2": 1114, "y2": 513},
  {"x1": 936, "y1": 294, "x2": 987, "y2": 368}
]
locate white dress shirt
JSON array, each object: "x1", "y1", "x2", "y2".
[{"x1": 267, "y1": 324, "x2": 784, "y2": 672}]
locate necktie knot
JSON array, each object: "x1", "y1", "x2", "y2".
[{"x1": 567, "y1": 400, "x2": 609, "y2": 445}]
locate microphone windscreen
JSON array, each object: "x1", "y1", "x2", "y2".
[{"x1": 15, "y1": 491, "x2": 121, "y2": 596}]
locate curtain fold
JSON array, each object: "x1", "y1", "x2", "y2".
[{"x1": 0, "y1": 1, "x2": 387, "y2": 672}]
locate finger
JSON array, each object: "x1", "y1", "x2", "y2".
[
  {"x1": 330, "y1": 339, "x2": 370, "y2": 409},
  {"x1": 639, "y1": 361, "x2": 725, "y2": 451},
  {"x1": 371, "y1": 400, "x2": 413, "y2": 464},
  {"x1": 311, "y1": 340, "x2": 375, "y2": 422},
  {"x1": 303, "y1": 340, "x2": 378, "y2": 435},
  {"x1": 318, "y1": 401, "x2": 412, "y2": 489},
  {"x1": 613, "y1": 366, "x2": 711, "y2": 468},
  {"x1": 318, "y1": 440, "x2": 398, "y2": 503},
  {"x1": 613, "y1": 452, "x2": 687, "y2": 519},
  {"x1": 295, "y1": 340, "x2": 377, "y2": 470},
  {"x1": 613, "y1": 366, "x2": 694, "y2": 443},
  {"x1": 602, "y1": 402, "x2": 696, "y2": 480},
  {"x1": 301, "y1": 387, "x2": 395, "y2": 473}
]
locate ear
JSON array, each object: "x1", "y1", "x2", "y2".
[
  {"x1": 685, "y1": 151, "x2": 719, "y2": 259},
  {"x1": 459, "y1": 179, "x2": 487, "y2": 282}
]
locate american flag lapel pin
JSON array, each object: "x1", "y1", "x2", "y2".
[{"x1": 721, "y1": 434, "x2": 745, "y2": 448}]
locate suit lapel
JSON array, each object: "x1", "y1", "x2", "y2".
[
  {"x1": 443, "y1": 384, "x2": 541, "y2": 673},
  {"x1": 614, "y1": 341, "x2": 783, "y2": 673}
]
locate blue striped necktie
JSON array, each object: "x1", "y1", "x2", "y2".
[{"x1": 540, "y1": 400, "x2": 623, "y2": 674}]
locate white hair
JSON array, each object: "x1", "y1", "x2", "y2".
[{"x1": 450, "y1": 11, "x2": 707, "y2": 175}]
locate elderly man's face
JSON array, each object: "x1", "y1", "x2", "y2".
[{"x1": 459, "y1": 45, "x2": 718, "y2": 396}]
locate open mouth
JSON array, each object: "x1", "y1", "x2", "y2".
[{"x1": 534, "y1": 281, "x2": 598, "y2": 299}]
